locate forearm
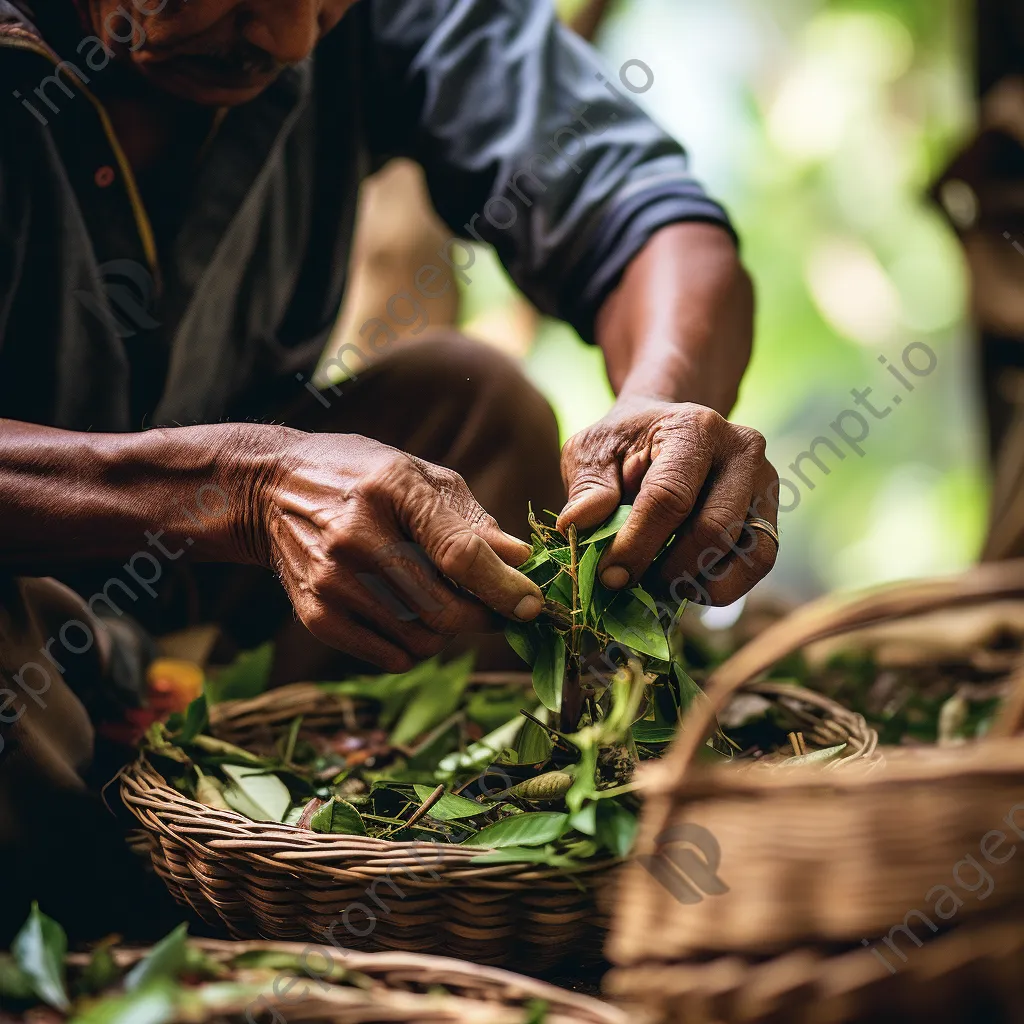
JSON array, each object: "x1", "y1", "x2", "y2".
[
  {"x1": 594, "y1": 222, "x2": 754, "y2": 416},
  {"x1": 0, "y1": 420, "x2": 286, "y2": 572}
]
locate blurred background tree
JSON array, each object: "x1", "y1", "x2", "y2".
[
  {"x1": 466, "y1": 0, "x2": 983, "y2": 606},
  {"x1": 335, "y1": 0, "x2": 984, "y2": 608}
]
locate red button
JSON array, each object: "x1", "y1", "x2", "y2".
[{"x1": 94, "y1": 165, "x2": 115, "y2": 188}]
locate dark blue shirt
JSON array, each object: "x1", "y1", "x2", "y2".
[{"x1": 0, "y1": 0, "x2": 733, "y2": 431}]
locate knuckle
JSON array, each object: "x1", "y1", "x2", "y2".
[
  {"x1": 644, "y1": 477, "x2": 699, "y2": 522},
  {"x1": 736, "y1": 426, "x2": 767, "y2": 458},
  {"x1": 692, "y1": 405, "x2": 725, "y2": 435},
  {"x1": 692, "y1": 508, "x2": 742, "y2": 550},
  {"x1": 419, "y1": 595, "x2": 471, "y2": 635},
  {"x1": 435, "y1": 529, "x2": 486, "y2": 581}
]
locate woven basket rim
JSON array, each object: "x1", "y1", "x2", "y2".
[
  {"x1": 121, "y1": 756, "x2": 619, "y2": 882},
  {"x1": 637, "y1": 732, "x2": 1024, "y2": 797},
  {"x1": 64, "y1": 938, "x2": 627, "y2": 1023},
  {"x1": 126, "y1": 667, "x2": 876, "y2": 876}
]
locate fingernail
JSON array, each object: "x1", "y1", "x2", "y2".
[
  {"x1": 514, "y1": 595, "x2": 543, "y2": 621},
  {"x1": 601, "y1": 566, "x2": 630, "y2": 589}
]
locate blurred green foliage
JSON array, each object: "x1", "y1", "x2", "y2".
[{"x1": 460, "y1": 0, "x2": 986, "y2": 601}]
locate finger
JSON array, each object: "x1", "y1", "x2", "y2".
[
  {"x1": 299, "y1": 605, "x2": 416, "y2": 673},
  {"x1": 661, "y1": 463, "x2": 780, "y2": 606},
  {"x1": 397, "y1": 481, "x2": 544, "y2": 622},
  {"x1": 556, "y1": 436, "x2": 622, "y2": 535},
  {"x1": 354, "y1": 560, "x2": 497, "y2": 640},
  {"x1": 700, "y1": 528, "x2": 778, "y2": 605},
  {"x1": 598, "y1": 433, "x2": 714, "y2": 590},
  {"x1": 660, "y1": 458, "x2": 758, "y2": 582}
]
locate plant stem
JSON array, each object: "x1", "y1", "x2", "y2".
[{"x1": 560, "y1": 524, "x2": 584, "y2": 732}]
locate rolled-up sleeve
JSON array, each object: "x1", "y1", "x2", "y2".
[{"x1": 361, "y1": 0, "x2": 736, "y2": 342}]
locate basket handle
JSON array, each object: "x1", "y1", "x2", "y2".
[{"x1": 665, "y1": 559, "x2": 1024, "y2": 777}]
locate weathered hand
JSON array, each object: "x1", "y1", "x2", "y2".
[
  {"x1": 250, "y1": 430, "x2": 543, "y2": 671},
  {"x1": 556, "y1": 397, "x2": 779, "y2": 606}
]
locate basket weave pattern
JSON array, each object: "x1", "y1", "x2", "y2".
[
  {"x1": 121, "y1": 682, "x2": 617, "y2": 971},
  {"x1": 607, "y1": 560, "x2": 1024, "y2": 1022},
  {"x1": 72, "y1": 938, "x2": 629, "y2": 1023}
]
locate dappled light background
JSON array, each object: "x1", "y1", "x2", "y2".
[{"x1": 461, "y1": 0, "x2": 986, "y2": 603}]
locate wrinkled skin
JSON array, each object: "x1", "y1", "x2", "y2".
[
  {"x1": 252, "y1": 431, "x2": 545, "y2": 673},
  {"x1": 77, "y1": 0, "x2": 359, "y2": 105},
  {"x1": 0, "y1": 6, "x2": 779, "y2": 673}
]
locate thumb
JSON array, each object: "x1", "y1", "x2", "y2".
[{"x1": 557, "y1": 443, "x2": 622, "y2": 536}]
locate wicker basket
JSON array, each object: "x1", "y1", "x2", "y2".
[
  {"x1": 62, "y1": 938, "x2": 629, "y2": 1023},
  {"x1": 121, "y1": 666, "x2": 876, "y2": 971},
  {"x1": 604, "y1": 909, "x2": 1024, "y2": 1024},
  {"x1": 121, "y1": 677, "x2": 617, "y2": 972},
  {"x1": 606, "y1": 559, "x2": 1024, "y2": 1021}
]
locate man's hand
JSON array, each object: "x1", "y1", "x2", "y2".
[
  {"x1": 566, "y1": 222, "x2": 779, "y2": 606},
  {"x1": 252, "y1": 432, "x2": 544, "y2": 671},
  {"x1": 556, "y1": 398, "x2": 778, "y2": 606}
]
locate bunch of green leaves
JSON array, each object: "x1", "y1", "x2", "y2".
[
  {"x1": 0, "y1": 905, "x2": 250, "y2": 1023},
  {"x1": 139, "y1": 508, "x2": 714, "y2": 867},
  {"x1": 2, "y1": 905, "x2": 510, "y2": 1023},
  {"x1": 505, "y1": 505, "x2": 695, "y2": 718}
]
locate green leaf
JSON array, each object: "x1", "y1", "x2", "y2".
[
  {"x1": 175, "y1": 695, "x2": 208, "y2": 744},
  {"x1": 0, "y1": 954, "x2": 35, "y2": 1001},
  {"x1": 594, "y1": 800, "x2": 639, "y2": 857},
  {"x1": 631, "y1": 586, "x2": 661, "y2": 617},
  {"x1": 76, "y1": 941, "x2": 122, "y2": 996},
  {"x1": 71, "y1": 978, "x2": 179, "y2": 1024},
  {"x1": 582, "y1": 505, "x2": 632, "y2": 545},
  {"x1": 204, "y1": 644, "x2": 272, "y2": 704},
  {"x1": 631, "y1": 720, "x2": 678, "y2": 744},
  {"x1": 12, "y1": 902, "x2": 69, "y2": 1011},
  {"x1": 673, "y1": 663, "x2": 704, "y2": 716},
  {"x1": 464, "y1": 689, "x2": 530, "y2": 732},
  {"x1": 464, "y1": 811, "x2": 568, "y2": 849},
  {"x1": 309, "y1": 798, "x2": 367, "y2": 836},
  {"x1": 221, "y1": 765, "x2": 292, "y2": 823},
  {"x1": 412, "y1": 785, "x2": 486, "y2": 821},
  {"x1": 532, "y1": 629, "x2": 565, "y2": 712},
  {"x1": 568, "y1": 803, "x2": 597, "y2": 836},
  {"x1": 547, "y1": 572, "x2": 573, "y2": 609},
  {"x1": 125, "y1": 925, "x2": 188, "y2": 992},
  {"x1": 518, "y1": 546, "x2": 552, "y2": 574},
  {"x1": 390, "y1": 652, "x2": 474, "y2": 747},
  {"x1": 525, "y1": 999, "x2": 550, "y2": 1024},
  {"x1": 505, "y1": 621, "x2": 537, "y2": 667},
  {"x1": 603, "y1": 590, "x2": 670, "y2": 661},
  {"x1": 436, "y1": 715, "x2": 526, "y2": 778},
  {"x1": 565, "y1": 740, "x2": 599, "y2": 814},
  {"x1": 469, "y1": 846, "x2": 584, "y2": 868},
  {"x1": 514, "y1": 718, "x2": 555, "y2": 765},
  {"x1": 577, "y1": 542, "x2": 600, "y2": 620}
]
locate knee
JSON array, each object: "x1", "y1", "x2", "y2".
[{"x1": 395, "y1": 332, "x2": 561, "y2": 459}]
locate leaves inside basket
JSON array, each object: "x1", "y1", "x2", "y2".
[
  {"x1": 309, "y1": 798, "x2": 368, "y2": 836},
  {"x1": 220, "y1": 765, "x2": 291, "y2": 823}
]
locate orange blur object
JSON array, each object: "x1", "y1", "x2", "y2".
[{"x1": 147, "y1": 658, "x2": 205, "y2": 716}]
